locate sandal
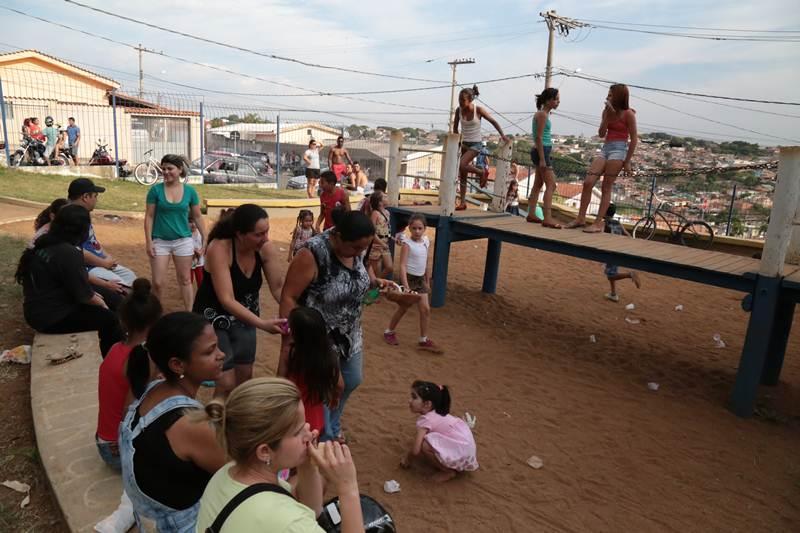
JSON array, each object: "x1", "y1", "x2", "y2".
[
  {"x1": 582, "y1": 225, "x2": 604, "y2": 233},
  {"x1": 455, "y1": 204, "x2": 467, "y2": 211},
  {"x1": 526, "y1": 215, "x2": 543, "y2": 223},
  {"x1": 564, "y1": 220, "x2": 586, "y2": 229},
  {"x1": 47, "y1": 344, "x2": 83, "y2": 365},
  {"x1": 542, "y1": 221, "x2": 563, "y2": 229}
]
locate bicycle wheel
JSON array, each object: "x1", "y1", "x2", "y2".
[
  {"x1": 134, "y1": 162, "x2": 159, "y2": 185},
  {"x1": 679, "y1": 221, "x2": 714, "y2": 249},
  {"x1": 632, "y1": 216, "x2": 657, "y2": 240}
]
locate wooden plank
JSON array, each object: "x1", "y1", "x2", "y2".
[
  {"x1": 716, "y1": 256, "x2": 763, "y2": 275},
  {"x1": 688, "y1": 253, "x2": 751, "y2": 271}
]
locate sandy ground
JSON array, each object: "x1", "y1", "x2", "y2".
[{"x1": 3, "y1": 211, "x2": 799, "y2": 532}]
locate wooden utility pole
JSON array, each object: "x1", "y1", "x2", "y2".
[
  {"x1": 540, "y1": 11, "x2": 589, "y2": 89},
  {"x1": 447, "y1": 58, "x2": 475, "y2": 132}
]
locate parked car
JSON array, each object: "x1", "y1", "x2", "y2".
[
  {"x1": 190, "y1": 156, "x2": 276, "y2": 185},
  {"x1": 240, "y1": 151, "x2": 274, "y2": 177},
  {"x1": 287, "y1": 169, "x2": 373, "y2": 195}
]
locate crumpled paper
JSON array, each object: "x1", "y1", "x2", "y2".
[{"x1": 2, "y1": 479, "x2": 31, "y2": 508}]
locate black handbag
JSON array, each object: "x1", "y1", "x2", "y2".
[{"x1": 317, "y1": 494, "x2": 396, "y2": 532}]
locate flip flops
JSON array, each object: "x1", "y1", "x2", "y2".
[
  {"x1": 47, "y1": 344, "x2": 83, "y2": 365},
  {"x1": 542, "y1": 221, "x2": 563, "y2": 229}
]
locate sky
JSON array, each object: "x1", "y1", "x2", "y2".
[{"x1": 0, "y1": 0, "x2": 798, "y2": 146}]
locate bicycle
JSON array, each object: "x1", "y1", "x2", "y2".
[
  {"x1": 632, "y1": 193, "x2": 714, "y2": 249},
  {"x1": 133, "y1": 150, "x2": 189, "y2": 185}
]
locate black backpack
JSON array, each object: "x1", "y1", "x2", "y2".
[{"x1": 317, "y1": 494, "x2": 396, "y2": 533}]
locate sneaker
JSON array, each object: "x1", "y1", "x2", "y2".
[
  {"x1": 383, "y1": 331, "x2": 399, "y2": 345},
  {"x1": 418, "y1": 339, "x2": 444, "y2": 354},
  {"x1": 604, "y1": 293, "x2": 620, "y2": 302}
]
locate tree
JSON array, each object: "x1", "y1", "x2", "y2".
[
  {"x1": 242, "y1": 113, "x2": 266, "y2": 123},
  {"x1": 226, "y1": 114, "x2": 240, "y2": 123},
  {"x1": 209, "y1": 118, "x2": 224, "y2": 128}
]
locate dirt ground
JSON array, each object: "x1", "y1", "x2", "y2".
[{"x1": 1, "y1": 211, "x2": 799, "y2": 532}]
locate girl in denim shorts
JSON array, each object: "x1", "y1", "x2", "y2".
[
  {"x1": 565, "y1": 84, "x2": 638, "y2": 233},
  {"x1": 526, "y1": 87, "x2": 562, "y2": 229}
]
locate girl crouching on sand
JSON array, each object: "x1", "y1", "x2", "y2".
[
  {"x1": 401, "y1": 380, "x2": 478, "y2": 482},
  {"x1": 383, "y1": 213, "x2": 443, "y2": 353}
]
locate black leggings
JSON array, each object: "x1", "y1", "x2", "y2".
[{"x1": 40, "y1": 305, "x2": 123, "y2": 357}]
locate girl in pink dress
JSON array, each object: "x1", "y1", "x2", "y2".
[{"x1": 401, "y1": 380, "x2": 478, "y2": 482}]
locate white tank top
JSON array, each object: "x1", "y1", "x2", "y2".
[
  {"x1": 460, "y1": 105, "x2": 482, "y2": 143},
  {"x1": 405, "y1": 236, "x2": 429, "y2": 277}
]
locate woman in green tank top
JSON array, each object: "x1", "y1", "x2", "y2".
[{"x1": 526, "y1": 88, "x2": 562, "y2": 229}]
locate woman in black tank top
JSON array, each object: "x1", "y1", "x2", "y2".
[{"x1": 192, "y1": 204, "x2": 286, "y2": 397}]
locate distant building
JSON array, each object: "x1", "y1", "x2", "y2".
[{"x1": 0, "y1": 49, "x2": 200, "y2": 164}]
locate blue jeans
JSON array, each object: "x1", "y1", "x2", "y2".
[
  {"x1": 322, "y1": 350, "x2": 363, "y2": 441},
  {"x1": 96, "y1": 434, "x2": 121, "y2": 471}
]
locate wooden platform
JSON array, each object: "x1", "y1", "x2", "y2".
[{"x1": 390, "y1": 204, "x2": 797, "y2": 418}]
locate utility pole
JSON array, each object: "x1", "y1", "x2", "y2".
[
  {"x1": 135, "y1": 44, "x2": 156, "y2": 98},
  {"x1": 540, "y1": 11, "x2": 588, "y2": 88},
  {"x1": 447, "y1": 58, "x2": 475, "y2": 132}
]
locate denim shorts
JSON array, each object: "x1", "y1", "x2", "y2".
[
  {"x1": 96, "y1": 434, "x2": 121, "y2": 471},
  {"x1": 600, "y1": 141, "x2": 628, "y2": 161},
  {"x1": 604, "y1": 264, "x2": 619, "y2": 277},
  {"x1": 531, "y1": 145, "x2": 553, "y2": 168},
  {"x1": 216, "y1": 322, "x2": 257, "y2": 370},
  {"x1": 461, "y1": 141, "x2": 482, "y2": 153},
  {"x1": 152, "y1": 237, "x2": 194, "y2": 257}
]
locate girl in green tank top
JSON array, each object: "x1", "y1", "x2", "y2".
[{"x1": 527, "y1": 88, "x2": 562, "y2": 229}]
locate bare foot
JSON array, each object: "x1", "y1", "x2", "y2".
[
  {"x1": 631, "y1": 271, "x2": 641, "y2": 289},
  {"x1": 542, "y1": 220, "x2": 563, "y2": 229},
  {"x1": 432, "y1": 470, "x2": 458, "y2": 483},
  {"x1": 564, "y1": 220, "x2": 585, "y2": 229},
  {"x1": 582, "y1": 223, "x2": 604, "y2": 233}
]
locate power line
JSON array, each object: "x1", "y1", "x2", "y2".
[
  {"x1": 576, "y1": 19, "x2": 800, "y2": 34},
  {"x1": 63, "y1": 0, "x2": 448, "y2": 84},
  {"x1": 569, "y1": 18, "x2": 800, "y2": 42},
  {"x1": 554, "y1": 69, "x2": 800, "y2": 106}
]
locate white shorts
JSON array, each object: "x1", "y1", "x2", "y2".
[{"x1": 152, "y1": 237, "x2": 194, "y2": 257}]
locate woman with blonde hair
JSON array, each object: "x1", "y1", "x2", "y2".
[{"x1": 196, "y1": 377, "x2": 365, "y2": 533}]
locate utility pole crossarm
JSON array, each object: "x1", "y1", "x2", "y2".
[
  {"x1": 540, "y1": 11, "x2": 589, "y2": 88},
  {"x1": 447, "y1": 58, "x2": 475, "y2": 133}
]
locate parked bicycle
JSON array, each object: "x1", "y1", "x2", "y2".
[
  {"x1": 133, "y1": 150, "x2": 188, "y2": 185},
  {"x1": 632, "y1": 193, "x2": 714, "y2": 249}
]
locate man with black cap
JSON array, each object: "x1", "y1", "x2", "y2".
[{"x1": 68, "y1": 178, "x2": 137, "y2": 288}]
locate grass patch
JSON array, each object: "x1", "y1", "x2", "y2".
[
  {"x1": 0, "y1": 234, "x2": 26, "y2": 304},
  {"x1": 0, "y1": 167, "x2": 307, "y2": 212}
]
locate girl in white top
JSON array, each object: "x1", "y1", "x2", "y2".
[
  {"x1": 452, "y1": 85, "x2": 508, "y2": 210},
  {"x1": 302, "y1": 139, "x2": 323, "y2": 199},
  {"x1": 383, "y1": 213, "x2": 443, "y2": 353}
]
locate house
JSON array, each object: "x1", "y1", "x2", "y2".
[
  {"x1": 515, "y1": 179, "x2": 604, "y2": 214},
  {"x1": 0, "y1": 50, "x2": 200, "y2": 165},
  {"x1": 206, "y1": 122, "x2": 342, "y2": 147},
  {"x1": 400, "y1": 146, "x2": 443, "y2": 189}
]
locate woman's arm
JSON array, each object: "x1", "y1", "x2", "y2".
[
  {"x1": 303, "y1": 151, "x2": 311, "y2": 165},
  {"x1": 624, "y1": 110, "x2": 638, "y2": 174},
  {"x1": 259, "y1": 241, "x2": 285, "y2": 304},
  {"x1": 478, "y1": 107, "x2": 508, "y2": 142},
  {"x1": 452, "y1": 109, "x2": 460, "y2": 134},
  {"x1": 534, "y1": 111, "x2": 546, "y2": 164},
  {"x1": 294, "y1": 451, "x2": 323, "y2": 517},
  {"x1": 144, "y1": 203, "x2": 156, "y2": 258},
  {"x1": 277, "y1": 249, "x2": 317, "y2": 377}
]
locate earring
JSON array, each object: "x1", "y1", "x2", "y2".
[
  {"x1": 264, "y1": 456, "x2": 271, "y2": 467},
  {"x1": 179, "y1": 374, "x2": 184, "y2": 379}
]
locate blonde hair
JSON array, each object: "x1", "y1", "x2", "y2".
[{"x1": 199, "y1": 377, "x2": 302, "y2": 462}]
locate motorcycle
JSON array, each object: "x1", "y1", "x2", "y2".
[
  {"x1": 10, "y1": 137, "x2": 48, "y2": 167},
  {"x1": 89, "y1": 140, "x2": 131, "y2": 177}
]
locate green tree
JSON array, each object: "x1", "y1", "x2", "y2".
[{"x1": 209, "y1": 118, "x2": 224, "y2": 128}]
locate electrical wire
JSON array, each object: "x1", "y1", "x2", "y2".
[
  {"x1": 576, "y1": 19, "x2": 800, "y2": 34},
  {"x1": 62, "y1": 0, "x2": 448, "y2": 83}
]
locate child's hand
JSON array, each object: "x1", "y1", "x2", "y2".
[{"x1": 260, "y1": 317, "x2": 288, "y2": 334}]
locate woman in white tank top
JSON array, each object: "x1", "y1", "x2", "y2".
[{"x1": 452, "y1": 86, "x2": 508, "y2": 210}]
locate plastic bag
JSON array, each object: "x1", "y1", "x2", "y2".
[{"x1": 0, "y1": 345, "x2": 31, "y2": 365}]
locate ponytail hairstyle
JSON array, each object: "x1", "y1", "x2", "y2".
[
  {"x1": 331, "y1": 210, "x2": 375, "y2": 242},
  {"x1": 412, "y1": 380, "x2": 452, "y2": 416},
  {"x1": 286, "y1": 307, "x2": 339, "y2": 404},
  {"x1": 119, "y1": 278, "x2": 163, "y2": 337},
  {"x1": 126, "y1": 312, "x2": 210, "y2": 399},
  {"x1": 459, "y1": 85, "x2": 480, "y2": 102},
  {"x1": 207, "y1": 203, "x2": 268, "y2": 244},
  {"x1": 198, "y1": 377, "x2": 302, "y2": 462},
  {"x1": 291, "y1": 209, "x2": 315, "y2": 239},
  {"x1": 34, "y1": 198, "x2": 68, "y2": 231},
  {"x1": 536, "y1": 87, "x2": 559, "y2": 110},
  {"x1": 369, "y1": 190, "x2": 385, "y2": 212},
  {"x1": 160, "y1": 154, "x2": 189, "y2": 177}
]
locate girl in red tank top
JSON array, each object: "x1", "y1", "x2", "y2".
[{"x1": 565, "y1": 83, "x2": 638, "y2": 233}]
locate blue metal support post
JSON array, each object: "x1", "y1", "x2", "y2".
[
  {"x1": 276, "y1": 114, "x2": 281, "y2": 187},
  {"x1": 111, "y1": 91, "x2": 120, "y2": 178},
  {"x1": 729, "y1": 275, "x2": 782, "y2": 416},
  {"x1": 430, "y1": 217, "x2": 453, "y2": 308},
  {"x1": 482, "y1": 239, "x2": 502, "y2": 293},
  {"x1": 0, "y1": 77, "x2": 11, "y2": 164},
  {"x1": 761, "y1": 296, "x2": 795, "y2": 386},
  {"x1": 199, "y1": 102, "x2": 205, "y2": 179}
]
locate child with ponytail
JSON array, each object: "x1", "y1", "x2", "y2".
[{"x1": 401, "y1": 380, "x2": 478, "y2": 482}]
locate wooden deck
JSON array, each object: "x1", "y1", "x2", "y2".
[{"x1": 390, "y1": 204, "x2": 798, "y2": 418}]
